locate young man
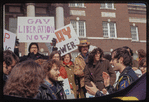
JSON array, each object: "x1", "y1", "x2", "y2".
[
  {"x1": 74, "y1": 40, "x2": 90, "y2": 98},
  {"x1": 15, "y1": 42, "x2": 49, "y2": 62},
  {"x1": 35, "y1": 59, "x2": 66, "y2": 100},
  {"x1": 3, "y1": 50, "x2": 19, "y2": 87},
  {"x1": 85, "y1": 47, "x2": 138, "y2": 97},
  {"x1": 84, "y1": 47, "x2": 116, "y2": 93}
]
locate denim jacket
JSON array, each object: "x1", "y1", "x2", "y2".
[{"x1": 35, "y1": 80, "x2": 67, "y2": 100}]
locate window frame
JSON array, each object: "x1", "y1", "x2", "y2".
[
  {"x1": 100, "y1": 3, "x2": 116, "y2": 10},
  {"x1": 69, "y1": 3, "x2": 85, "y2": 8},
  {"x1": 102, "y1": 21, "x2": 117, "y2": 38},
  {"x1": 130, "y1": 26, "x2": 139, "y2": 41},
  {"x1": 70, "y1": 20, "x2": 86, "y2": 37}
]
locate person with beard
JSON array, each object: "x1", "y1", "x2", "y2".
[
  {"x1": 74, "y1": 40, "x2": 90, "y2": 98},
  {"x1": 3, "y1": 50, "x2": 19, "y2": 87},
  {"x1": 14, "y1": 38, "x2": 58, "y2": 62},
  {"x1": 18, "y1": 43, "x2": 49, "y2": 62},
  {"x1": 35, "y1": 59, "x2": 66, "y2": 100}
]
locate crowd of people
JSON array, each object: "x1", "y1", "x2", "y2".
[{"x1": 3, "y1": 39, "x2": 146, "y2": 100}]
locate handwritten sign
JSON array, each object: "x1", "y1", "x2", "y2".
[
  {"x1": 3, "y1": 29, "x2": 16, "y2": 51},
  {"x1": 55, "y1": 24, "x2": 80, "y2": 56},
  {"x1": 17, "y1": 17, "x2": 55, "y2": 42}
]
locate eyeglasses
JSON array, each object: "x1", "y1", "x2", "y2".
[{"x1": 30, "y1": 47, "x2": 37, "y2": 49}]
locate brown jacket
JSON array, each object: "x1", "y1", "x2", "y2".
[
  {"x1": 74, "y1": 54, "x2": 86, "y2": 88},
  {"x1": 84, "y1": 59, "x2": 116, "y2": 91},
  {"x1": 61, "y1": 62, "x2": 77, "y2": 98}
]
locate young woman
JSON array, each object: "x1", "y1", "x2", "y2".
[{"x1": 59, "y1": 53, "x2": 77, "y2": 98}]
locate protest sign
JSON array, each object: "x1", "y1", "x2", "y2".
[
  {"x1": 62, "y1": 78, "x2": 71, "y2": 95},
  {"x1": 55, "y1": 24, "x2": 80, "y2": 56},
  {"x1": 17, "y1": 17, "x2": 55, "y2": 42},
  {"x1": 86, "y1": 93, "x2": 95, "y2": 98},
  {"x1": 3, "y1": 29, "x2": 16, "y2": 52}
]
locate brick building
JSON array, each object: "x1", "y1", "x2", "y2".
[{"x1": 4, "y1": 3, "x2": 146, "y2": 60}]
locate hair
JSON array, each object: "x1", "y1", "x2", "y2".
[
  {"x1": 43, "y1": 59, "x2": 61, "y2": 75},
  {"x1": 61, "y1": 53, "x2": 72, "y2": 61},
  {"x1": 138, "y1": 49, "x2": 146, "y2": 59},
  {"x1": 88, "y1": 47, "x2": 104, "y2": 65},
  {"x1": 103, "y1": 54, "x2": 111, "y2": 62},
  {"x1": 28, "y1": 43, "x2": 39, "y2": 52},
  {"x1": 3, "y1": 50, "x2": 19, "y2": 67},
  {"x1": 111, "y1": 47, "x2": 132, "y2": 66},
  {"x1": 139, "y1": 57, "x2": 146, "y2": 67},
  {"x1": 78, "y1": 45, "x2": 90, "y2": 52},
  {"x1": 3, "y1": 60, "x2": 44, "y2": 98},
  {"x1": 49, "y1": 51, "x2": 61, "y2": 60},
  {"x1": 122, "y1": 46, "x2": 133, "y2": 56},
  {"x1": 35, "y1": 59, "x2": 47, "y2": 66}
]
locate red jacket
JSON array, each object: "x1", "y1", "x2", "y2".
[{"x1": 59, "y1": 61, "x2": 73, "y2": 89}]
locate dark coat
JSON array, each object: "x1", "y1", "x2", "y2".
[
  {"x1": 84, "y1": 59, "x2": 116, "y2": 91},
  {"x1": 95, "y1": 66, "x2": 138, "y2": 97},
  {"x1": 35, "y1": 82, "x2": 67, "y2": 100},
  {"x1": 3, "y1": 73, "x2": 8, "y2": 87},
  {"x1": 14, "y1": 48, "x2": 49, "y2": 62},
  {"x1": 19, "y1": 52, "x2": 49, "y2": 62}
]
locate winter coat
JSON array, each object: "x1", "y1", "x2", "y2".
[
  {"x1": 3, "y1": 73, "x2": 8, "y2": 87},
  {"x1": 84, "y1": 59, "x2": 116, "y2": 91},
  {"x1": 74, "y1": 54, "x2": 86, "y2": 88},
  {"x1": 14, "y1": 48, "x2": 49, "y2": 62},
  {"x1": 59, "y1": 61, "x2": 77, "y2": 98},
  {"x1": 95, "y1": 66, "x2": 138, "y2": 97},
  {"x1": 19, "y1": 52, "x2": 49, "y2": 62},
  {"x1": 35, "y1": 81, "x2": 67, "y2": 100}
]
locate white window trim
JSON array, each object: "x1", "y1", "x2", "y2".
[
  {"x1": 103, "y1": 22, "x2": 117, "y2": 38},
  {"x1": 84, "y1": 21, "x2": 86, "y2": 37},
  {"x1": 69, "y1": 3, "x2": 86, "y2": 8},
  {"x1": 100, "y1": 3, "x2": 116, "y2": 10},
  {"x1": 131, "y1": 26, "x2": 139, "y2": 42},
  {"x1": 71, "y1": 20, "x2": 86, "y2": 37}
]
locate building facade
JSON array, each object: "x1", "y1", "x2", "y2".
[{"x1": 4, "y1": 3, "x2": 146, "y2": 60}]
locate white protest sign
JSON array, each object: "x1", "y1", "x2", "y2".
[
  {"x1": 55, "y1": 24, "x2": 80, "y2": 56},
  {"x1": 62, "y1": 78, "x2": 71, "y2": 95},
  {"x1": 86, "y1": 92, "x2": 95, "y2": 98},
  {"x1": 3, "y1": 29, "x2": 16, "y2": 51},
  {"x1": 17, "y1": 17, "x2": 55, "y2": 42}
]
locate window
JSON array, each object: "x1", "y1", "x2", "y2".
[
  {"x1": 100, "y1": 3, "x2": 115, "y2": 9},
  {"x1": 102, "y1": 22, "x2": 117, "y2": 38},
  {"x1": 9, "y1": 18, "x2": 17, "y2": 34},
  {"x1": 70, "y1": 20, "x2": 86, "y2": 37},
  {"x1": 69, "y1": 3, "x2": 85, "y2": 8},
  {"x1": 131, "y1": 26, "x2": 139, "y2": 41}
]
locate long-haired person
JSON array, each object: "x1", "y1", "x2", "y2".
[
  {"x1": 3, "y1": 60, "x2": 44, "y2": 98},
  {"x1": 3, "y1": 50, "x2": 19, "y2": 87},
  {"x1": 84, "y1": 47, "x2": 116, "y2": 95},
  {"x1": 85, "y1": 48, "x2": 138, "y2": 97}
]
